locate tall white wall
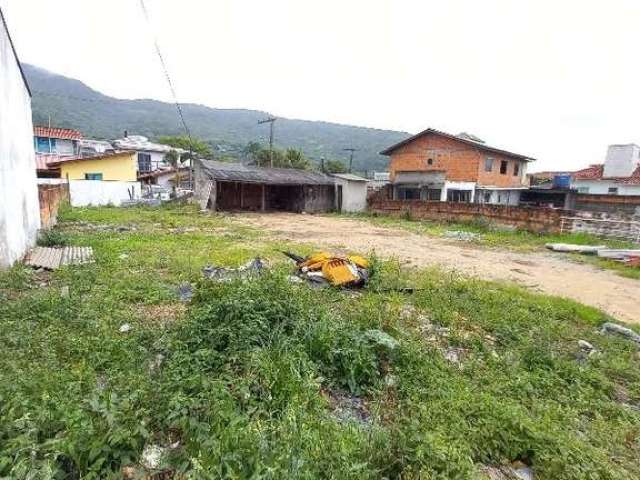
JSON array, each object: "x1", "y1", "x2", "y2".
[
  {"x1": 603, "y1": 144, "x2": 640, "y2": 178},
  {"x1": 572, "y1": 179, "x2": 640, "y2": 196},
  {"x1": 335, "y1": 179, "x2": 367, "y2": 212},
  {"x1": 69, "y1": 180, "x2": 141, "y2": 207},
  {"x1": 0, "y1": 12, "x2": 41, "y2": 268}
]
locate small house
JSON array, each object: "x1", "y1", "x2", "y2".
[
  {"x1": 113, "y1": 134, "x2": 186, "y2": 173},
  {"x1": 195, "y1": 160, "x2": 335, "y2": 212},
  {"x1": 331, "y1": 173, "x2": 368, "y2": 212},
  {"x1": 49, "y1": 151, "x2": 141, "y2": 206}
]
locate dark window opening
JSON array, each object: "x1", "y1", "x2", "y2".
[
  {"x1": 447, "y1": 189, "x2": 471, "y2": 203},
  {"x1": 138, "y1": 153, "x2": 152, "y2": 172},
  {"x1": 424, "y1": 188, "x2": 442, "y2": 201},
  {"x1": 513, "y1": 162, "x2": 520, "y2": 176},
  {"x1": 85, "y1": 173, "x2": 103, "y2": 180},
  {"x1": 398, "y1": 188, "x2": 421, "y2": 200},
  {"x1": 484, "y1": 158, "x2": 493, "y2": 172},
  {"x1": 427, "y1": 158, "x2": 434, "y2": 165},
  {"x1": 500, "y1": 160, "x2": 508, "y2": 174},
  {"x1": 608, "y1": 187, "x2": 619, "y2": 195}
]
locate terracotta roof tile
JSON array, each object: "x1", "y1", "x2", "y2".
[
  {"x1": 34, "y1": 126, "x2": 83, "y2": 140},
  {"x1": 572, "y1": 164, "x2": 640, "y2": 185}
]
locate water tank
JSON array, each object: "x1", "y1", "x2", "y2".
[{"x1": 552, "y1": 174, "x2": 571, "y2": 189}]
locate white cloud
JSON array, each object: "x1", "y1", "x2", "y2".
[{"x1": 3, "y1": 0, "x2": 639, "y2": 171}]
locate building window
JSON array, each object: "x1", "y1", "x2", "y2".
[
  {"x1": 513, "y1": 162, "x2": 520, "y2": 176},
  {"x1": 577, "y1": 187, "x2": 589, "y2": 194},
  {"x1": 427, "y1": 158, "x2": 434, "y2": 165},
  {"x1": 447, "y1": 189, "x2": 471, "y2": 203},
  {"x1": 483, "y1": 192, "x2": 492, "y2": 203},
  {"x1": 484, "y1": 158, "x2": 493, "y2": 172},
  {"x1": 608, "y1": 187, "x2": 618, "y2": 195},
  {"x1": 84, "y1": 173, "x2": 103, "y2": 180},
  {"x1": 500, "y1": 160, "x2": 508, "y2": 174},
  {"x1": 424, "y1": 188, "x2": 441, "y2": 201},
  {"x1": 398, "y1": 187, "x2": 421, "y2": 200},
  {"x1": 35, "y1": 136, "x2": 56, "y2": 153},
  {"x1": 138, "y1": 153, "x2": 152, "y2": 172}
]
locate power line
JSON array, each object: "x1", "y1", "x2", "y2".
[
  {"x1": 258, "y1": 117, "x2": 277, "y2": 167},
  {"x1": 138, "y1": 0, "x2": 193, "y2": 185},
  {"x1": 343, "y1": 148, "x2": 358, "y2": 173}
]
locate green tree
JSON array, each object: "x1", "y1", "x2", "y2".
[
  {"x1": 283, "y1": 148, "x2": 311, "y2": 170},
  {"x1": 157, "y1": 135, "x2": 213, "y2": 159},
  {"x1": 324, "y1": 159, "x2": 347, "y2": 173}
]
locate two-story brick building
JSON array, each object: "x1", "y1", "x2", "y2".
[{"x1": 381, "y1": 128, "x2": 535, "y2": 205}]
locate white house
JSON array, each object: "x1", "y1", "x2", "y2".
[
  {"x1": 0, "y1": 7, "x2": 41, "y2": 267},
  {"x1": 112, "y1": 134, "x2": 186, "y2": 173},
  {"x1": 572, "y1": 144, "x2": 640, "y2": 195},
  {"x1": 331, "y1": 173, "x2": 368, "y2": 212}
]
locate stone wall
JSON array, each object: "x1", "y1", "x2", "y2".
[
  {"x1": 574, "y1": 193, "x2": 640, "y2": 217},
  {"x1": 38, "y1": 183, "x2": 69, "y2": 229},
  {"x1": 369, "y1": 198, "x2": 564, "y2": 233},
  {"x1": 562, "y1": 211, "x2": 640, "y2": 243}
]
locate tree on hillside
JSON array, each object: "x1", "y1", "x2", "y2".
[
  {"x1": 324, "y1": 159, "x2": 347, "y2": 173},
  {"x1": 245, "y1": 142, "x2": 312, "y2": 170},
  {"x1": 284, "y1": 148, "x2": 311, "y2": 170},
  {"x1": 158, "y1": 135, "x2": 213, "y2": 159}
]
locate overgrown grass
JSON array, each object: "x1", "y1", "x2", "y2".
[
  {"x1": 0, "y1": 205, "x2": 638, "y2": 479},
  {"x1": 343, "y1": 212, "x2": 640, "y2": 278}
]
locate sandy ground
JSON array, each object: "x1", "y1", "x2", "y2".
[{"x1": 237, "y1": 213, "x2": 640, "y2": 324}]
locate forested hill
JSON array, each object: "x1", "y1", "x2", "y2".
[{"x1": 24, "y1": 64, "x2": 409, "y2": 171}]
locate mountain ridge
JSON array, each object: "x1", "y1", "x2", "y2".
[{"x1": 24, "y1": 64, "x2": 409, "y2": 171}]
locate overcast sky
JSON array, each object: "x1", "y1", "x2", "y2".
[{"x1": 2, "y1": 0, "x2": 639, "y2": 171}]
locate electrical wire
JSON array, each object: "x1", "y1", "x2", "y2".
[{"x1": 138, "y1": 0, "x2": 192, "y2": 143}]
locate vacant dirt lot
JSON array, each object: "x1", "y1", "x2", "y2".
[{"x1": 239, "y1": 213, "x2": 640, "y2": 324}]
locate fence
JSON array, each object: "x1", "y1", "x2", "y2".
[
  {"x1": 68, "y1": 180, "x2": 141, "y2": 207},
  {"x1": 561, "y1": 216, "x2": 640, "y2": 243},
  {"x1": 38, "y1": 182, "x2": 69, "y2": 229}
]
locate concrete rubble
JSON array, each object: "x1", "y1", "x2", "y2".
[{"x1": 600, "y1": 322, "x2": 640, "y2": 346}]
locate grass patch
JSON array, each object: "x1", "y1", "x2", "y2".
[{"x1": 0, "y1": 205, "x2": 638, "y2": 478}]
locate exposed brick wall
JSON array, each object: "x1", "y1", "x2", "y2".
[
  {"x1": 369, "y1": 198, "x2": 564, "y2": 233},
  {"x1": 38, "y1": 183, "x2": 69, "y2": 229},
  {"x1": 387, "y1": 132, "x2": 527, "y2": 188},
  {"x1": 574, "y1": 194, "x2": 640, "y2": 217}
]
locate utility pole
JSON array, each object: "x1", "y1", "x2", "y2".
[
  {"x1": 343, "y1": 148, "x2": 358, "y2": 173},
  {"x1": 258, "y1": 117, "x2": 277, "y2": 167}
]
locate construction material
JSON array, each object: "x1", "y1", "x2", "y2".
[
  {"x1": 601, "y1": 322, "x2": 640, "y2": 346},
  {"x1": 25, "y1": 246, "x2": 94, "y2": 270},
  {"x1": 596, "y1": 249, "x2": 640, "y2": 260},
  {"x1": 284, "y1": 251, "x2": 369, "y2": 288},
  {"x1": 545, "y1": 243, "x2": 605, "y2": 254},
  {"x1": 202, "y1": 258, "x2": 265, "y2": 282}
]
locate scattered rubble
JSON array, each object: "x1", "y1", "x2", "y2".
[
  {"x1": 481, "y1": 463, "x2": 534, "y2": 480},
  {"x1": 597, "y1": 249, "x2": 640, "y2": 261},
  {"x1": 323, "y1": 388, "x2": 371, "y2": 426},
  {"x1": 444, "y1": 230, "x2": 482, "y2": 242},
  {"x1": 60, "y1": 286, "x2": 70, "y2": 298},
  {"x1": 202, "y1": 258, "x2": 265, "y2": 282},
  {"x1": 443, "y1": 347, "x2": 467, "y2": 365},
  {"x1": 177, "y1": 283, "x2": 193, "y2": 302},
  {"x1": 600, "y1": 322, "x2": 640, "y2": 346},
  {"x1": 119, "y1": 323, "x2": 132, "y2": 333},
  {"x1": 148, "y1": 353, "x2": 165, "y2": 375},
  {"x1": 365, "y1": 329, "x2": 399, "y2": 350},
  {"x1": 578, "y1": 339, "x2": 596, "y2": 354}
]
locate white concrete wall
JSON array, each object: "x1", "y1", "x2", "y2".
[
  {"x1": 0, "y1": 13, "x2": 41, "y2": 268},
  {"x1": 335, "y1": 179, "x2": 367, "y2": 212},
  {"x1": 69, "y1": 180, "x2": 141, "y2": 207},
  {"x1": 572, "y1": 179, "x2": 640, "y2": 196},
  {"x1": 603, "y1": 144, "x2": 640, "y2": 178},
  {"x1": 477, "y1": 189, "x2": 522, "y2": 205}
]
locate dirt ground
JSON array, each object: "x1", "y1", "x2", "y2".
[{"x1": 238, "y1": 213, "x2": 640, "y2": 324}]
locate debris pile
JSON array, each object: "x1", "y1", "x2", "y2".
[
  {"x1": 600, "y1": 322, "x2": 640, "y2": 346},
  {"x1": 444, "y1": 230, "x2": 482, "y2": 242},
  {"x1": 546, "y1": 243, "x2": 640, "y2": 264},
  {"x1": 283, "y1": 251, "x2": 369, "y2": 288},
  {"x1": 202, "y1": 258, "x2": 265, "y2": 282},
  {"x1": 25, "y1": 246, "x2": 94, "y2": 270}
]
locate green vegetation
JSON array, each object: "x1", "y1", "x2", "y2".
[
  {"x1": 347, "y1": 213, "x2": 640, "y2": 278},
  {"x1": 0, "y1": 205, "x2": 639, "y2": 478},
  {"x1": 25, "y1": 64, "x2": 407, "y2": 171},
  {"x1": 157, "y1": 135, "x2": 214, "y2": 159},
  {"x1": 245, "y1": 142, "x2": 313, "y2": 170},
  {"x1": 324, "y1": 159, "x2": 348, "y2": 173}
]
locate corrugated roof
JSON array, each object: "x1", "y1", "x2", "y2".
[
  {"x1": 331, "y1": 173, "x2": 368, "y2": 182},
  {"x1": 48, "y1": 150, "x2": 134, "y2": 166},
  {"x1": 199, "y1": 160, "x2": 335, "y2": 185},
  {"x1": 380, "y1": 128, "x2": 535, "y2": 161},
  {"x1": 113, "y1": 135, "x2": 187, "y2": 154},
  {"x1": 34, "y1": 126, "x2": 83, "y2": 140}
]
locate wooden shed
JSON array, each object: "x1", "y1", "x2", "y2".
[{"x1": 195, "y1": 159, "x2": 336, "y2": 213}]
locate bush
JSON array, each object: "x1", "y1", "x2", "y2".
[{"x1": 37, "y1": 229, "x2": 69, "y2": 247}]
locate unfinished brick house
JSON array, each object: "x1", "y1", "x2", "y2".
[{"x1": 381, "y1": 129, "x2": 535, "y2": 205}]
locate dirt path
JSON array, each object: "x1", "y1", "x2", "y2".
[{"x1": 237, "y1": 213, "x2": 640, "y2": 324}]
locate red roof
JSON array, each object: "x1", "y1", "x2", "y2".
[
  {"x1": 34, "y1": 126, "x2": 83, "y2": 140},
  {"x1": 572, "y1": 164, "x2": 640, "y2": 185}
]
